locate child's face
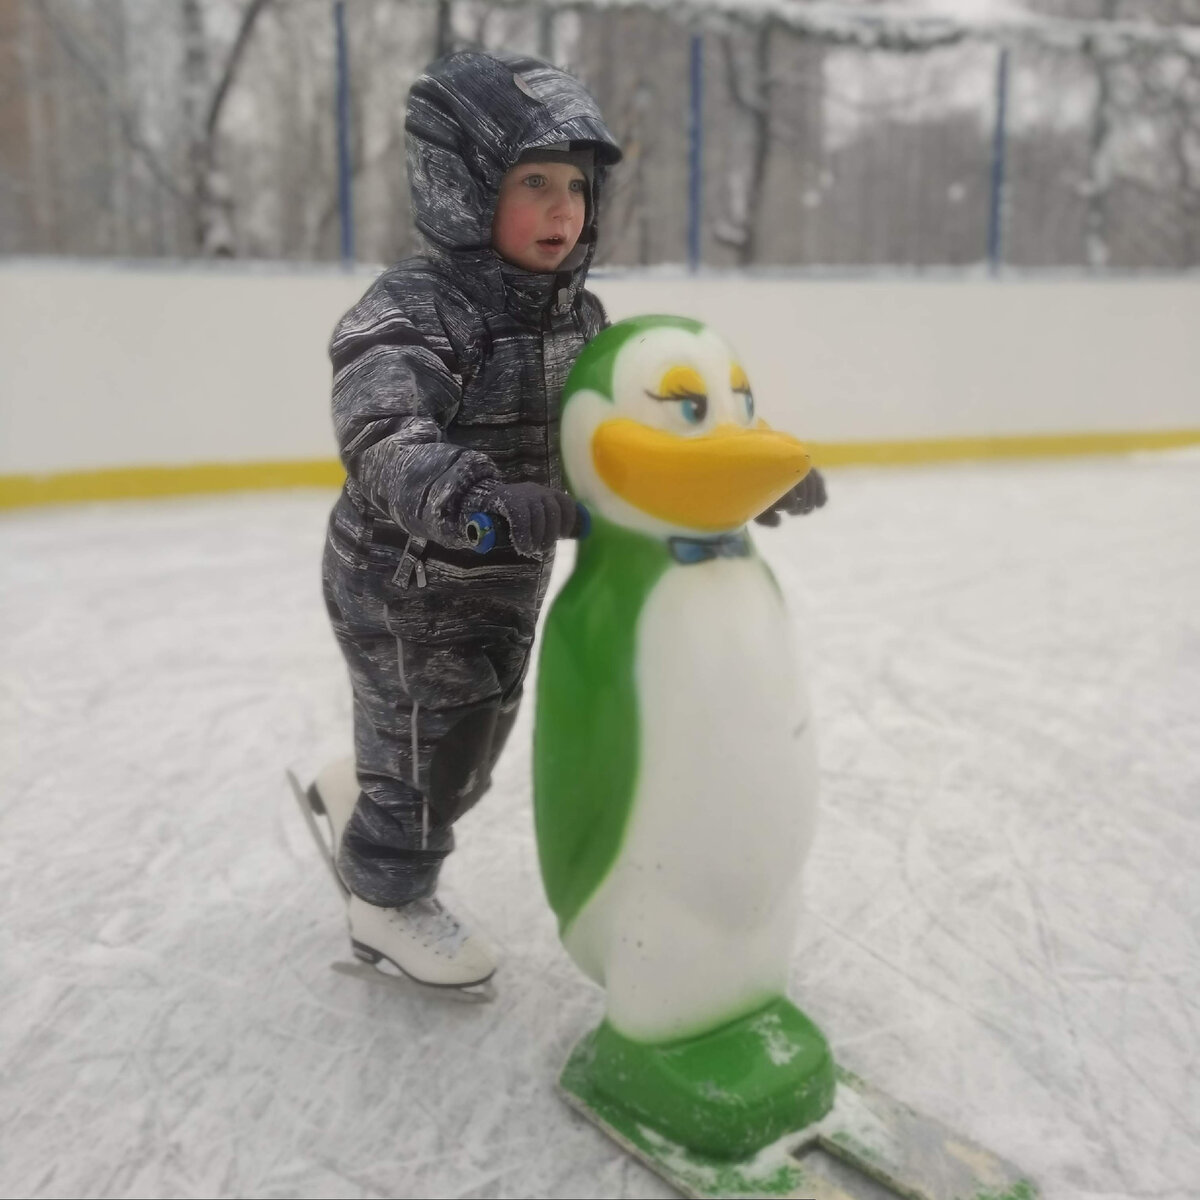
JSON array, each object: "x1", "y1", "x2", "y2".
[{"x1": 491, "y1": 161, "x2": 588, "y2": 272}]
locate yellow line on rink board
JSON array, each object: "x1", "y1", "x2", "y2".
[
  {"x1": 0, "y1": 460, "x2": 346, "y2": 510},
  {"x1": 807, "y1": 429, "x2": 1200, "y2": 468},
  {"x1": 1, "y1": 430, "x2": 1197, "y2": 509}
]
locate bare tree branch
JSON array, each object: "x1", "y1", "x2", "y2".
[
  {"x1": 205, "y1": 0, "x2": 273, "y2": 143},
  {"x1": 33, "y1": 3, "x2": 187, "y2": 203},
  {"x1": 718, "y1": 21, "x2": 775, "y2": 264}
]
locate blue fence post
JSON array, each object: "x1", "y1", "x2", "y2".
[
  {"x1": 334, "y1": 0, "x2": 355, "y2": 265},
  {"x1": 688, "y1": 32, "x2": 704, "y2": 273},
  {"x1": 987, "y1": 45, "x2": 1010, "y2": 277}
]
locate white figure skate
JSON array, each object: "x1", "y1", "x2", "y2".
[{"x1": 288, "y1": 760, "x2": 497, "y2": 997}]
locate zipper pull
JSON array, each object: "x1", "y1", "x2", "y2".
[{"x1": 415, "y1": 560, "x2": 427, "y2": 588}]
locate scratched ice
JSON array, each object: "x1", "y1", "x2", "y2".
[{"x1": 2, "y1": 452, "x2": 1198, "y2": 1198}]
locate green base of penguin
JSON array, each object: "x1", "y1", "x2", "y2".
[
  {"x1": 566, "y1": 997, "x2": 836, "y2": 1163},
  {"x1": 560, "y1": 999, "x2": 1040, "y2": 1200}
]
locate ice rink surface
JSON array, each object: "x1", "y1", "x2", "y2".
[{"x1": 3, "y1": 455, "x2": 1198, "y2": 1200}]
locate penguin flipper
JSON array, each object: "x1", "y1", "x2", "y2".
[
  {"x1": 533, "y1": 595, "x2": 638, "y2": 934},
  {"x1": 533, "y1": 537, "x2": 669, "y2": 936}
]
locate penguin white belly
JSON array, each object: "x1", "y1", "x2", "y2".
[{"x1": 564, "y1": 556, "x2": 819, "y2": 1044}]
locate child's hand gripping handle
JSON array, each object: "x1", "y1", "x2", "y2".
[{"x1": 465, "y1": 483, "x2": 591, "y2": 556}]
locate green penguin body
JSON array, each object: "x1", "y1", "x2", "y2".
[{"x1": 532, "y1": 315, "x2": 835, "y2": 1157}]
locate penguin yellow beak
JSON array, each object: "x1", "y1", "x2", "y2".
[{"x1": 592, "y1": 419, "x2": 810, "y2": 531}]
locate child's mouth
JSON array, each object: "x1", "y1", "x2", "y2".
[{"x1": 538, "y1": 237, "x2": 565, "y2": 249}]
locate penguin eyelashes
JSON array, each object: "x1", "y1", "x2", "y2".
[
  {"x1": 645, "y1": 389, "x2": 708, "y2": 424},
  {"x1": 644, "y1": 389, "x2": 707, "y2": 403}
]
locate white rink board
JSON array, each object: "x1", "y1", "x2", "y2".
[{"x1": 1, "y1": 260, "x2": 1198, "y2": 475}]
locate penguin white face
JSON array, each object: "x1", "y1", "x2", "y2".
[
  {"x1": 610, "y1": 326, "x2": 757, "y2": 440},
  {"x1": 562, "y1": 322, "x2": 809, "y2": 537}
]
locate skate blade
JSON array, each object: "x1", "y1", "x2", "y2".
[
  {"x1": 559, "y1": 1056, "x2": 1038, "y2": 1200},
  {"x1": 286, "y1": 769, "x2": 351, "y2": 901},
  {"x1": 330, "y1": 958, "x2": 496, "y2": 1003}
]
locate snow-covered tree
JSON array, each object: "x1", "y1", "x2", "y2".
[{"x1": 3, "y1": 0, "x2": 1199, "y2": 270}]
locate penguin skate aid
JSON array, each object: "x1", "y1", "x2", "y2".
[
  {"x1": 295, "y1": 49, "x2": 624, "y2": 990},
  {"x1": 531, "y1": 318, "x2": 1038, "y2": 1198}
]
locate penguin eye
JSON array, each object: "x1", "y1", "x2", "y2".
[
  {"x1": 735, "y1": 388, "x2": 755, "y2": 422},
  {"x1": 644, "y1": 388, "x2": 708, "y2": 426},
  {"x1": 643, "y1": 391, "x2": 705, "y2": 424},
  {"x1": 645, "y1": 365, "x2": 710, "y2": 428}
]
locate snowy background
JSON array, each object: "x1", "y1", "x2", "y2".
[
  {"x1": 3, "y1": 453, "x2": 1199, "y2": 1198},
  {"x1": 6, "y1": 0, "x2": 1200, "y2": 271}
]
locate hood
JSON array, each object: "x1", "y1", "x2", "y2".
[{"x1": 404, "y1": 51, "x2": 622, "y2": 320}]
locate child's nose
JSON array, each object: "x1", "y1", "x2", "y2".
[{"x1": 548, "y1": 187, "x2": 575, "y2": 218}]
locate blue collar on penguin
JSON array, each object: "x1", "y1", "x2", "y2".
[{"x1": 667, "y1": 530, "x2": 752, "y2": 565}]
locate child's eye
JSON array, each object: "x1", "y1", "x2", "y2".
[
  {"x1": 570, "y1": 179, "x2": 586, "y2": 193},
  {"x1": 522, "y1": 174, "x2": 546, "y2": 188}
]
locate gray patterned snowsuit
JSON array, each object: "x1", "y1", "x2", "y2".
[{"x1": 322, "y1": 51, "x2": 622, "y2": 907}]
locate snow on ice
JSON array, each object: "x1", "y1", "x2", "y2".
[{"x1": 2, "y1": 453, "x2": 1199, "y2": 1198}]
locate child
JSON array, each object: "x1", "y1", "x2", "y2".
[{"x1": 317, "y1": 49, "x2": 825, "y2": 990}]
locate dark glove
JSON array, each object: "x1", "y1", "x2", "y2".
[
  {"x1": 469, "y1": 481, "x2": 579, "y2": 557},
  {"x1": 754, "y1": 467, "x2": 827, "y2": 526}
]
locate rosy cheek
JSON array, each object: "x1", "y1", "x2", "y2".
[{"x1": 494, "y1": 198, "x2": 541, "y2": 249}]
